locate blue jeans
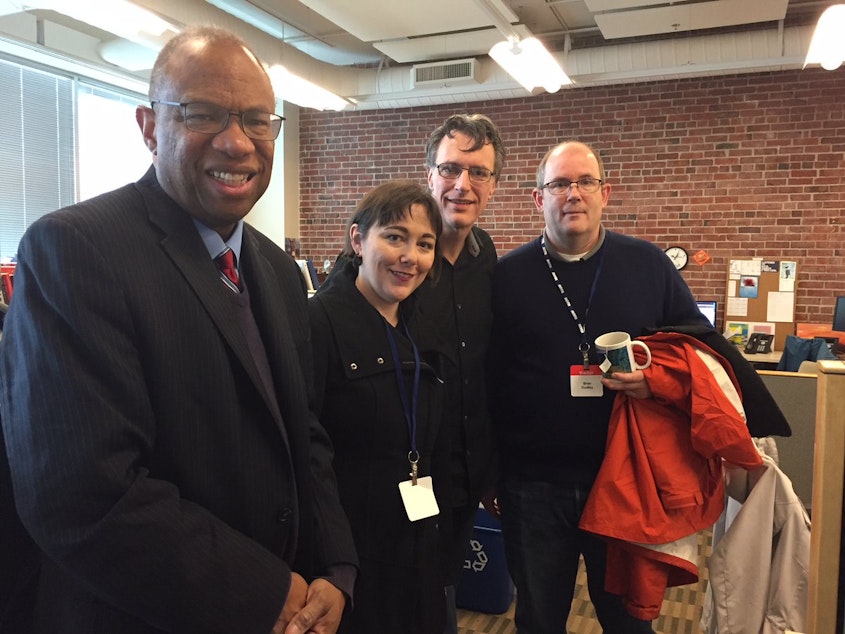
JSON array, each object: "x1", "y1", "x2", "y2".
[{"x1": 499, "y1": 478, "x2": 655, "y2": 634}]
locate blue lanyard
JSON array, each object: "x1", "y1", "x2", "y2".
[
  {"x1": 383, "y1": 314, "x2": 422, "y2": 483},
  {"x1": 540, "y1": 233, "x2": 605, "y2": 368}
]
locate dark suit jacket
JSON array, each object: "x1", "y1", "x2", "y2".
[{"x1": 0, "y1": 167, "x2": 356, "y2": 633}]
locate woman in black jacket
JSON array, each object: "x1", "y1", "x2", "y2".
[{"x1": 309, "y1": 180, "x2": 449, "y2": 633}]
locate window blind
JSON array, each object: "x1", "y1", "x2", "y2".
[{"x1": 0, "y1": 57, "x2": 75, "y2": 260}]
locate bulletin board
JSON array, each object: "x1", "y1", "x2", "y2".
[{"x1": 724, "y1": 258, "x2": 796, "y2": 351}]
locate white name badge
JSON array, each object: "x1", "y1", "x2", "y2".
[
  {"x1": 570, "y1": 365, "x2": 604, "y2": 397},
  {"x1": 398, "y1": 476, "x2": 440, "y2": 522}
]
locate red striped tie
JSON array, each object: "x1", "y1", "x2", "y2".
[{"x1": 215, "y1": 248, "x2": 240, "y2": 293}]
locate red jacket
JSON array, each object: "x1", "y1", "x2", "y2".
[{"x1": 580, "y1": 332, "x2": 763, "y2": 620}]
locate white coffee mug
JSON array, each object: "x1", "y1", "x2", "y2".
[{"x1": 594, "y1": 331, "x2": 652, "y2": 377}]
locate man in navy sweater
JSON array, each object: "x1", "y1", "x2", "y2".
[{"x1": 489, "y1": 140, "x2": 708, "y2": 633}]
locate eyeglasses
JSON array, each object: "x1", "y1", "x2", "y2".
[
  {"x1": 151, "y1": 101, "x2": 284, "y2": 141},
  {"x1": 433, "y1": 162, "x2": 496, "y2": 184},
  {"x1": 542, "y1": 177, "x2": 604, "y2": 195}
]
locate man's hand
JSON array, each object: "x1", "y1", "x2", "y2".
[
  {"x1": 284, "y1": 578, "x2": 346, "y2": 634},
  {"x1": 272, "y1": 572, "x2": 308, "y2": 634},
  {"x1": 601, "y1": 369, "x2": 652, "y2": 399}
]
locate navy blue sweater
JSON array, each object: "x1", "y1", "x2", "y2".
[{"x1": 490, "y1": 230, "x2": 708, "y2": 483}]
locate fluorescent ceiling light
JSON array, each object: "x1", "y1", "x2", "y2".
[
  {"x1": 205, "y1": 0, "x2": 291, "y2": 40},
  {"x1": 0, "y1": 34, "x2": 150, "y2": 94},
  {"x1": 268, "y1": 65, "x2": 349, "y2": 112},
  {"x1": 804, "y1": 4, "x2": 845, "y2": 71},
  {"x1": 21, "y1": 0, "x2": 179, "y2": 49},
  {"x1": 9, "y1": 0, "x2": 180, "y2": 71},
  {"x1": 489, "y1": 37, "x2": 571, "y2": 94},
  {"x1": 97, "y1": 38, "x2": 160, "y2": 72}
]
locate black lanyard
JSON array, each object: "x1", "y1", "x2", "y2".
[
  {"x1": 540, "y1": 232, "x2": 605, "y2": 368},
  {"x1": 383, "y1": 314, "x2": 422, "y2": 483}
]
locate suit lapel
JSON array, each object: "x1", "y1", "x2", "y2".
[
  {"x1": 240, "y1": 232, "x2": 311, "y2": 446},
  {"x1": 240, "y1": 232, "x2": 298, "y2": 401},
  {"x1": 236, "y1": 234, "x2": 295, "y2": 444},
  {"x1": 137, "y1": 176, "x2": 272, "y2": 412}
]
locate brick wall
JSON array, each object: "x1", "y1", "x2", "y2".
[{"x1": 299, "y1": 68, "x2": 845, "y2": 326}]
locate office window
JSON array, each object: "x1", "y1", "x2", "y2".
[
  {"x1": 77, "y1": 85, "x2": 149, "y2": 201},
  {"x1": 0, "y1": 56, "x2": 149, "y2": 260},
  {"x1": 0, "y1": 57, "x2": 75, "y2": 260}
]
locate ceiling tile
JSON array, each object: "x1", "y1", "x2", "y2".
[
  {"x1": 585, "y1": 0, "x2": 675, "y2": 10},
  {"x1": 374, "y1": 24, "x2": 534, "y2": 64},
  {"x1": 593, "y1": 0, "x2": 789, "y2": 39},
  {"x1": 297, "y1": 0, "x2": 518, "y2": 42}
]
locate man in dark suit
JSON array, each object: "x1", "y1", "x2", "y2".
[{"x1": 0, "y1": 25, "x2": 356, "y2": 634}]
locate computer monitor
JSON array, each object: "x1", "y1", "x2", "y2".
[
  {"x1": 833, "y1": 296, "x2": 845, "y2": 332},
  {"x1": 696, "y1": 300, "x2": 718, "y2": 329}
]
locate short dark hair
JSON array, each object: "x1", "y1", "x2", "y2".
[
  {"x1": 536, "y1": 140, "x2": 606, "y2": 189},
  {"x1": 425, "y1": 114, "x2": 506, "y2": 180},
  {"x1": 341, "y1": 180, "x2": 443, "y2": 282}
]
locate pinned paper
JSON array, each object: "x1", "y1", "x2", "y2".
[{"x1": 694, "y1": 249, "x2": 711, "y2": 266}]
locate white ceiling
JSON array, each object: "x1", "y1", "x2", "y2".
[
  {"x1": 0, "y1": 0, "x2": 829, "y2": 110},
  {"x1": 592, "y1": 0, "x2": 790, "y2": 39},
  {"x1": 238, "y1": 0, "x2": 809, "y2": 64},
  {"x1": 293, "y1": 0, "x2": 519, "y2": 42}
]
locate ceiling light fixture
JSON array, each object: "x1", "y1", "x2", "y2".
[
  {"x1": 24, "y1": 0, "x2": 179, "y2": 49},
  {"x1": 489, "y1": 37, "x2": 571, "y2": 94},
  {"x1": 474, "y1": 0, "x2": 571, "y2": 93},
  {"x1": 97, "y1": 38, "x2": 161, "y2": 72},
  {"x1": 267, "y1": 65, "x2": 349, "y2": 112},
  {"x1": 8, "y1": 0, "x2": 179, "y2": 71},
  {"x1": 804, "y1": 4, "x2": 845, "y2": 71},
  {"x1": 204, "y1": 0, "x2": 289, "y2": 40}
]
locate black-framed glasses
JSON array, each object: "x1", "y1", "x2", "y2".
[
  {"x1": 433, "y1": 162, "x2": 496, "y2": 184},
  {"x1": 542, "y1": 177, "x2": 604, "y2": 195},
  {"x1": 151, "y1": 100, "x2": 284, "y2": 141}
]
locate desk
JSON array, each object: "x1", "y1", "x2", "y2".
[{"x1": 740, "y1": 349, "x2": 782, "y2": 369}]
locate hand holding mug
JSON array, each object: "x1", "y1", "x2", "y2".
[{"x1": 594, "y1": 331, "x2": 651, "y2": 378}]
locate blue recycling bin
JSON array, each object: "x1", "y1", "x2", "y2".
[{"x1": 455, "y1": 507, "x2": 515, "y2": 614}]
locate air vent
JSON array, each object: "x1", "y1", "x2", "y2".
[{"x1": 411, "y1": 58, "x2": 479, "y2": 88}]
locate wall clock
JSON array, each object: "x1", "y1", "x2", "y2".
[{"x1": 664, "y1": 246, "x2": 689, "y2": 270}]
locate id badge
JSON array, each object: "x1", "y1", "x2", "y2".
[
  {"x1": 398, "y1": 476, "x2": 440, "y2": 522},
  {"x1": 570, "y1": 365, "x2": 604, "y2": 397}
]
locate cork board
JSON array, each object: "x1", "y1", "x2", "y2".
[{"x1": 724, "y1": 259, "x2": 796, "y2": 351}]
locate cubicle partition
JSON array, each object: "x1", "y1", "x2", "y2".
[
  {"x1": 807, "y1": 360, "x2": 845, "y2": 633},
  {"x1": 758, "y1": 370, "x2": 817, "y2": 511},
  {"x1": 755, "y1": 362, "x2": 845, "y2": 632}
]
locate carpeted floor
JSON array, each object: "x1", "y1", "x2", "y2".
[{"x1": 457, "y1": 529, "x2": 712, "y2": 634}]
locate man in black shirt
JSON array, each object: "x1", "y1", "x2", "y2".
[{"x1": 421, "y1": 114, "x2": 505, "y2": 632}]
